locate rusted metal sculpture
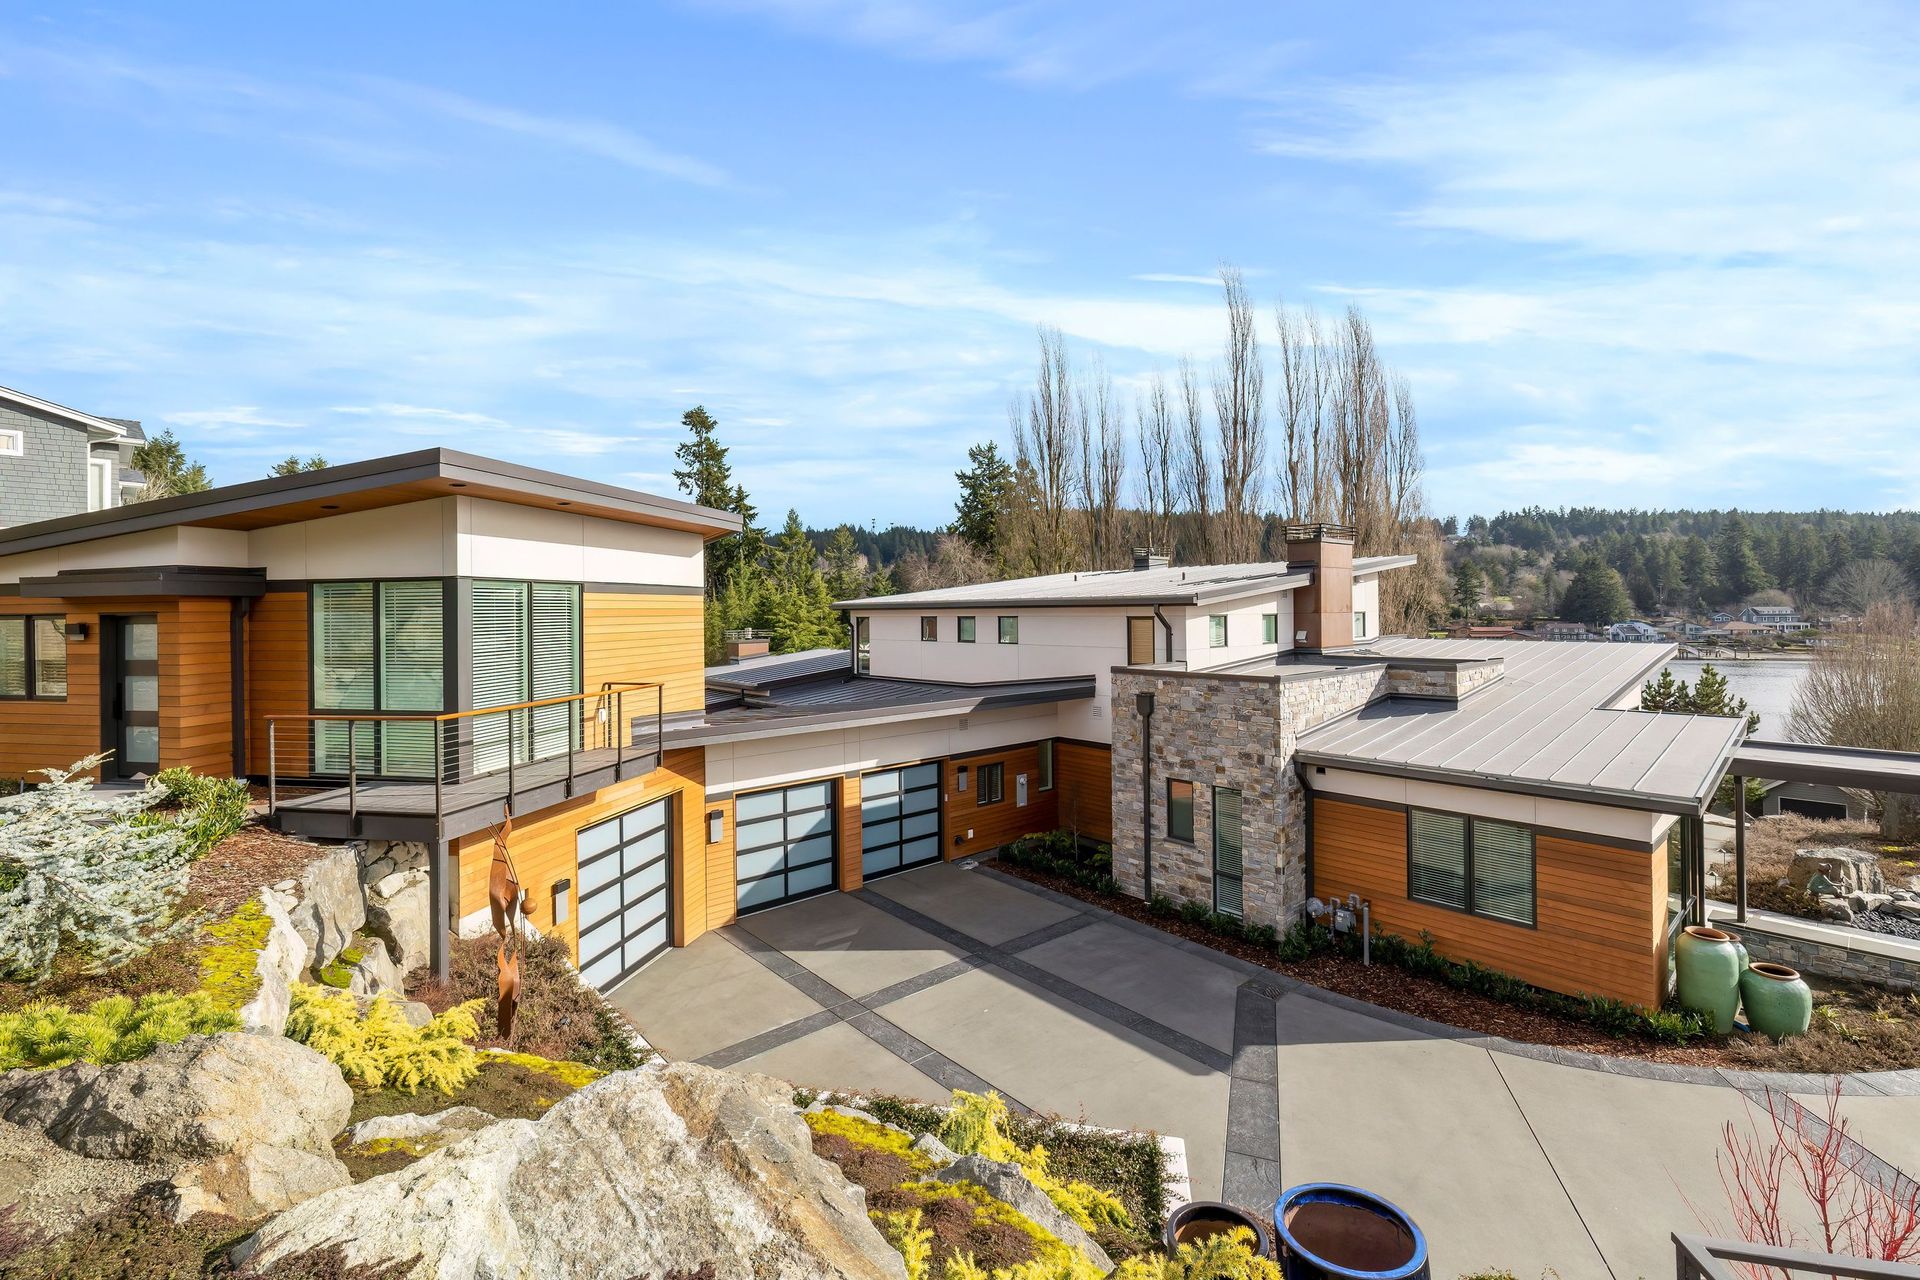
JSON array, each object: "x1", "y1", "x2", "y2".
[{"x1": 487, "y1": 806, "x2": 525, "y2": 1040}]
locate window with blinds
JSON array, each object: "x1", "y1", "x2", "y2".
[
  {"x1": 312, "y1": 581, "x2": 445, "y2": 776},
  {"x1": 1212, "y1": 786, "x2": 1243, "y2": 917},
  {"x1": 313, "y1": 582, "x2": 377, "y2": 773},
  {"x1": 1408, "y1": 809, "x2": 1535, "y2": 926},
  {"x1": 470, "y1": 580, "x2": 580, "y2": 774},
  {"x1": 378, "y1": 581, "x2": 443, "y2": 775},
  {"x1": 529, "y1": 583, "x2": 581, "y2": 760}
]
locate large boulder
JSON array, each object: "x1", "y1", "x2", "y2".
[
  {"x1": 1789, "y1": 848, "x2": 1885, "y2": 897},
  {"x1": 346, "y1": 935, "x2": 406, "y2": 998},
  {"x1": 239, "y1": 887, "x2": 308, "y2": 1037},
  {"x1": 364, "y1": 868, "x2": 432, "y2": 975},
  {"x1": 0, "y1": 1033, "x2": 352, "y2": 1162},
  {"x1": 235, "y1": 1062, "x2": 909, "y2": 1280},
  {"x1": 342, "y1": 1106, "x2": 498, "y2": 1159},
  {"x1": 290, "y1": 846, "x2": 367, "y2": 969},
  {"x1": 931, "y1": 1155, "x2": 1114, "y2": 1272},
  {"x1": 162, "y1": 1143, "x2": 352, "y2": 1222}
]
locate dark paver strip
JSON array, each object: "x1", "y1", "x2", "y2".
[
  {"x1": 719, "y1": 923, "x2": 857, "y2": 1011},
  {"x1": 1746, "y1": 1087, "x2": 1920, "y2": 1192},
  {"x1": 697, "y1": 1006, "x2": 842, "y2": 1069},
  {"x1": 862, "y1": 956, "x2": 986, "y2": 1009},
  {"x1": 1223, "y1": 983, "x2": 1283, "y2": 1210}
]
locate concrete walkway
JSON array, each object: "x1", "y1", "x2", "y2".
[{"x1": 607, "y1": 860, "x2": 1920, "y2": 1280}]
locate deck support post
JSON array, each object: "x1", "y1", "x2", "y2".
[
  {"x1": 430, "y1": 834, "x2": 452, "y2": 983},
  {"x1": 1734, "y1": 775, "x2": 1748, "y2": 924}
]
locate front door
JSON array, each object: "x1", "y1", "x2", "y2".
[{"x1": 103, "y1": 614, "x2": 160, "y2": 779}]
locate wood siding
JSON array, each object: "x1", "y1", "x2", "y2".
[
  {"x1": 451, "y1": 747, "x2": 708, "y2": 958},
  {"x1": 1, "y1": 596, "x2": 235, "y2": 781},
  {"x1": 1055, "y1": 741, "x2": 1113, "y2": 843},
  {"x1": 246, "y1": 591, "x2": 309, "y2": 776},
  {"x1": 946, "y1": 743, "x2": 1058, "y2": 859},
  {"x1": 1311, "y1": 795, "x2": 1668, "y2": 1010},
  {"x1": 0, "y1": 596, "x2": 103, "y2": 780},
  {"x1": 582, "y1": 592, "x2": 705, "y2": 719}
]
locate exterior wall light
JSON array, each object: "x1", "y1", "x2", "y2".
[{"x1": 551, "y1": 878, "x2": 572, "y2": 926}]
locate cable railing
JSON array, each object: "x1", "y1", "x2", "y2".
[
  {"x1": 264, "y1": 680, "x2": 665, "y2": 836},
  {"x1": 1673, "y1": 1234, "x2": 1920, "y2": 1280}
]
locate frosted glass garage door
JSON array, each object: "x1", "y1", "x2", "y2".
[
  {"x1": 735, "y1": 780, "x2": 838, "y2": 912},
  {"x1": 576, "y1": 797, "x2": 672, "y2": 989},
  {"x1": 860, "y1": 763, "x2": 942, "y2": 878}
]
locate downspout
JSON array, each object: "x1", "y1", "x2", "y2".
[
  {"x1": 229, "y1": 597, "x2": 254, "y2": 779},
  {"x1": 1136, "y1": 690, "x2": 1155, "y2": 901},
  {"x1": 1151, "y1": 605, "x2": 1175, "y2": 665}
]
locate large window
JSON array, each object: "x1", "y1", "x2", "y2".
[
  {"x1": 1408, "y1": 809, "x2": 1535, "y2": 926},
  {"x1": 957, "y1": 616, "x2": 976, "y2": 643},
  {"x1": 855, "y1": 616, "x2": 871, "y2": 673},
  {"x1": 313, "y1": 582, "x2": 446, "y2": 775},
  {"x1": 471, "y1": 581, "x2": 580, "y2": 774},
  {"x1": 1209, "y1": 616, "x2": 1227, "y2": 647},
  {"x1": 1167, "y1": 779, "x2": 1194, "y2": 842},
  {"x1": 1262, "y1": 613, "x2": 1278, "y2": 645},
  {"x1": 997, "y1": 616, "x2": 1019, "y2": 644},
  {"x1": 0, "y1": 615, "x2": 66, "y2": 700},
  {"x1": 977, "y1": 761, "x2": 1005, "y2": 806},
  {"x1": 1213, "y1": 786, "x2": 1243, "y2": 917},
  {"x1": 1037, "y1": 740, "x2": 1054, "y2": 792},
  {"x1": 1353, "y1": 611, "x2": 1370, "y2": 640}
]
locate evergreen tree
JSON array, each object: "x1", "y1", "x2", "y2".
[
  {"x1": 1713, "y1": 512, "x2": 1770, "y2": 603},
  {"x1": 1679, "y1": 535, "x2": 1716, "y2": 607},
  {"x1": 1688, "y1": 663, "x2": 1761, "y2": 734},
  {"x1": 269, "y1": 454, "x2": 328, "y2": 476},
  {"x1": 1640, "y1": 668, "x2": 1688, "y2": 712},
  {"x1": 672, "y1": 407, "x2": 764, "y2": 596},
  {"x1": 952, "y1": 441, "x2": 1014, "y2": 563},
  {"x1": 1451, "y1": 560, "x2": 1484, "y2": 618},
  {"x1": 764, "y1": 510, "x2": 841, "y2": 653},
  {"x1": 1560, "y1": 558, "x2": 1634, "y2": 628},
  {"x1": 128, "y1": 430, "x2": 210, "y2": 500},
  {"x1": 822, "y1": 524, "x2": 869, "y2": 603}
]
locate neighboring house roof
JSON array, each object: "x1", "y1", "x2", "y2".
[
  {"x1": 1296, "y1": 637, "x2": 1746, "y2": 815},
  {"x1": 835, "y1": 554, "x2": 1415, "y2": 611},
  {"x1": 0, "y1": 385, "x2": 133, "y2": 439},
  {"x1": 0, "y1": 448, "x2": 743, "y2": 554},
  {"x1": 666, "y1": 673, "x2": 1095, "y2": 748},
  {"x1": 703, "y1": 648, "x2": 847, "y2": 693}
]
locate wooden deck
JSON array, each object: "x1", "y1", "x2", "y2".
[{"x1": 270, "y1": 743, "x2": 663, "y2": 843}]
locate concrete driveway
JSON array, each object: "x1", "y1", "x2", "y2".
[{"x1": 608, "y1": 860, "x2": 1920, "y2": 1280}]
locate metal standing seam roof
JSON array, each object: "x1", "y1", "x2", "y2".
[
  {"x1": 703, "y1": 648, "x2": 848, "y2": 692},
  {"x1": 833, "y1": 554, "x2": 1415, "y2": 611},
  {"x1": 665, "y1": 673, "x2": 1096, "y2": 747},
  {"x1": 1296, "y1": 637, "x2": 1746, "y2": 814},
  {"x1": 1730, "y1": 739, "x2": 1920, "y2": 796}
]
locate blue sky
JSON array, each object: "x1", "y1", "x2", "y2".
[{"x1": 3, "y1": 2, "x2": 1917, "y2": 527}]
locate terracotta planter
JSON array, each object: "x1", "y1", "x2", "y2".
[
  {"x1": 1164, "y1": 1201, "x2": 1271, "y2": 1258},
  {"x1": 1676, "y1": 925, "x2": 1742, "y2": 1034},
  {"x1": 1274, "y1": 1183, "x2": 1429, "y2": 1280},
  {"x1": 1741, "y1": 961, "x2": 1813, "y2": 1040}
]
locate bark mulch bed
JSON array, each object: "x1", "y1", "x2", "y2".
[
  {"x1": 185, "y1": 818, "x2": 333, "y2": 919},
  {"x1": 994, "y1": 861, "x2": 1920, "y2": 1073}
]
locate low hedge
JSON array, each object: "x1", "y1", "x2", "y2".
[{"x1": 998, "y1": 832, "x2": 1119, "y2": 897}]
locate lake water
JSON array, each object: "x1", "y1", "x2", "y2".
[{"x1": 1662, "y1": 658, "x2": 1811, "y2": 738}]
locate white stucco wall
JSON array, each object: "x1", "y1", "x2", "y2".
[
  {"x1": 454, "y1": 498, "x2": 704, "y2": 587},
  {"x1": 250, "y1": 499, "x2": 457, "y2": 579},
  {"x1": 0, "y1": 525, "x2": 253, "y2": 583},
  {"x1": 1181, "y1": 594, "x2": 1292, "y2": 669},
  {"x1": 1307, "y1": 765, "x2": 1674, "y2": 847},
  {"x1": 702, "y1": 702, "x2": 1066, "y2": 795},
  {"x1": 1351, "y1": 576, "x2": 1381, "y2": 641}
]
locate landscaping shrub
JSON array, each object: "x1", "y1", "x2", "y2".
[
  {"x1": 936, "y1": 1091, "x2": 1132, "y2": 1236},
  {"x1": 0, "y1": 1195, "x2": 249, "y2": 1280},
  {"x1": 433, "y1": 931, "x2": 646, "y2": 1070},
  {"x1": 998, "y1": 832, "x2": 1120, "y2": 896},
  {"x1": 135, "y1": 767, "x2": 253, "y2": 859},
  {"x1": 286, "y1": 985, "x2": 485, "y2": 1093},
  {"x1": 0, "y1": 991, "x2": 238, "y2": 1070},
  {"x1": 0, "y1": 755, "x2": 198, "y2": 983},
  {"x1": 196, "y1": 898, "x2": 273, "y2": 1012}
]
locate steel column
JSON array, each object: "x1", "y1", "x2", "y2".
[{"x1": 1734, "y1": 774, "x2": 1748, "y2": 924}]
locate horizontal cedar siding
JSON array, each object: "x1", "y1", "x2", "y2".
[
  {"x1": 452, "y1": 747, "x2": 708, "y2": 960},
  {"x1": 162, "y1": 598, "x2": 233, "y2": 777},
  {"x1": 0, "y1": 596, "x2": 103, "y2": 780},
  {"x1": 247, "y1": 592, "x2": 309, "y2": 776},
  {"x1": 946, "y1": 744, "x2": 1057, "y2": 859},
  {"x1": 1055, "y1": 742, "x2": 1112, "y2": 843},
  {"x1": 582, "y1": 593, "x2": 705, "y2": 718},
  {"x1": 1310, "y1": 796, "x2": 1666, "y2": 1010}
]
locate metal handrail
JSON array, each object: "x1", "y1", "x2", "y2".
[
  {"x1": 1673, "y1": 1233, "x2": 1920, "y2": 1280},
  {"x1": 265, "y1": 679, "x2": 667, "y2": 836}
]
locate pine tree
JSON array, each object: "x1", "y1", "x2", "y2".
[
  {"x1": 1688, "y1": 663, "x2": 1761, "y2": 733},
  {"x1": 128, "y1": 430, "x2": 210, "y2": 501},
  {"x1": 1680, "y1": 535, "x2": 1717, "y2": 607},
  {"x1": 1451, "y1": 560, "x2": 1484, "y2": 618},
  {"x1": 269, "y1": 454, "x2": 329, "y2": 476},
  {"x1": 952, "y1": 442, "x2": 1014, "y2": 564},
  {"x1": 1714, "y1": 513, "x2": 1770, "y2": 604},
  {"x1": 672, "y1": 407, "x2": 763, "y2": 596},
  {"x1": 822, "y1": 525, "x2": 869, "y2": 604},
  {"x1": 764, "y1": 510, "x2": 841, "y2": 654},
  {"x1": 1560, "y1": 558, "x2": 1634, "y2": 628},
  {"x1": 1640, "y1": 669, "x2": 1688, "y2": 713}
]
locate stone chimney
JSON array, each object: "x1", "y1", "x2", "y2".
[
  {"x1": 724, "y1": 634, "x2": 770, "y2": 663},
  {"x1": 1131, "y1": 547, "x2": 1170, "y2": 571},
  {"x1": 1283, "y1": 523, "x2": 1357, "y2": 650}
]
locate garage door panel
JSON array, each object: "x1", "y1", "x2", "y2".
[
  {"x1": 575, "y1": 796, "x2": 674, "y2": 990},
  {"x1": 858, "y1": 764, "x2": 943, "y2": 882},
  {"x1": 733, "y1": 779, "x2": 841, "y2": 913}
]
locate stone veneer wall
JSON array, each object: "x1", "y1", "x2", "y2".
[
  {"x1": 1735, "y1": 918, "x2": 1920, "y2": 993},
  {"x1": 1385, "y1": 659, "x2": 1503, "y2": 701},
  {"x1": 1111, "y1": 665, "x2": 1387, "y2": 927}
]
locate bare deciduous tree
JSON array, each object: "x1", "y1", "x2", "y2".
[
  {"x1": 1213, "y1": 266, "x2": 1265, "y2": 562},
  {"x1": 1274, "y1": 300, "x2": 1329, "y2": 525},
  {"x1": 1789, "y1": 600, "x2": 1920, "y2": 838},
  {"x1": 893, "y1": 534, "x2": 996, "y2": 593},
  {"x1": 1009, "y1": 326, "x2": 1082, "y2": 575},
  {"x1": 1827, "y1": 558, "x2": 1916, "y2": 615},
  {"x1": 1135, "y1": 373, "x2": 1176, "y2": 560},
  {"x1": 1175, "y1": 356, "x2": 1214, "y2": 564},
  {"x1": 1089, "y1": 365, "x2": 1127, "y2": 570}
]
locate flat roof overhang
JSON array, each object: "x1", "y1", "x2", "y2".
[
  {"x1": 661, "y1": 680, "x2": 1094, "y2": 749},
  {"x1": 7, "y1": 564, "x2": 268, "y2": 598},
  {"x1": 1729, "y1": 739, "x2": 1920, "y2": 797},
  {"x1": 0, "y1": 448, "x2": 742, "y2": 557},
  {"x1": 1295, "y1": 743, "x2": 1743, "y2": 818},
  {"x1": 834, "y1": 572, "x2": 1312, "y2": 611}
]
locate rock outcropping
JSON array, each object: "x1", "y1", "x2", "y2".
[
  {"x1": 236, "y1": 1063, "x2": 908, "y2": 1280},
  {"x1": 0, "y1": 1033, "x2": 353, "y2": 1221}
]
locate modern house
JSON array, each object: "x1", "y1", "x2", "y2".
[
  {"x1": 1530, "y1": 620, "x2": 1592, "y2": 642},
  {"x1": 0, "y1": 460, "x2": 1747, "y2": 1013},
  {"x1": 0, "y1": 385, "x2": 147, "y2": 528},
  {"x1": 1606, "y1": 620, "x2": 1663, "y2": 643},
  {"x1": 1740, "y1": 605, "x2": 1809, "y2": 633}
]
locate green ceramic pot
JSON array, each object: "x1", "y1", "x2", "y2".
[
  {"x1": 1676, "y1": 926, "x2": 1743, "y2": 1034},
  {"x1": 1741, "y1": 962, "x2": 1813, "y2": 1040},
  {"x1": 1725, "y1": 931, "x2": 1749, "y2": 973}
]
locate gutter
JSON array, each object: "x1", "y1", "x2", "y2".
[{"x1": 1152, "y1": 605, "x2": 1175, "y2": 664}]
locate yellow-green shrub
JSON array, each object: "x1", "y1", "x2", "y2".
[
  {"x1": 285, "y1": 985, "x2": 485, "y2": 1094},
  {"x1": 0, "y1": 992, "x2": 238, "y2": 1069},
  {"x1": 806, "y1": 1108, "x2": 933, "y2": 1169},
  {"x1": 878, "y1": 1196, "x2": 1108, "y2": 1280},
  {"x1": 483, "y1": 1050, "x2": 607, "y2": 1089},
  {"x1": 1110, "y1": 1228, "x2": 1281, "y2": 1280},
  {"x1": 936, "y1": 1091, "x2": 1132, "y2": 1234},
  {"x1": 196, "y1": 897, "x2": 271, "y2": 1010}
]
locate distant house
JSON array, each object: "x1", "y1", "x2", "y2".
[
  {"x1": 1756, "y1": 779, "x2": 1868, "y2": 823},
  {"x1": 1607, "y1": 620, "x2": 1663, "y2": 643},
  {"x1": 1720, "y1": 620, "x2": 1775, "y2": 640},
  {"x1": 1445, "y1": 623, "x2": 1522, "y2": 641},
  {"x1": 0, "y1": 385, "x2": 145, "y2": 529},
  {"x1": 1741, "y1": 604, "x2": 1808, "y2": 633},
  {"x1": 1531, "y1": 619, "x2": 1592, "y2": 642},
  {"x1": 1710, "y1": 612, "x2": 1736, "y2": 624}
]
